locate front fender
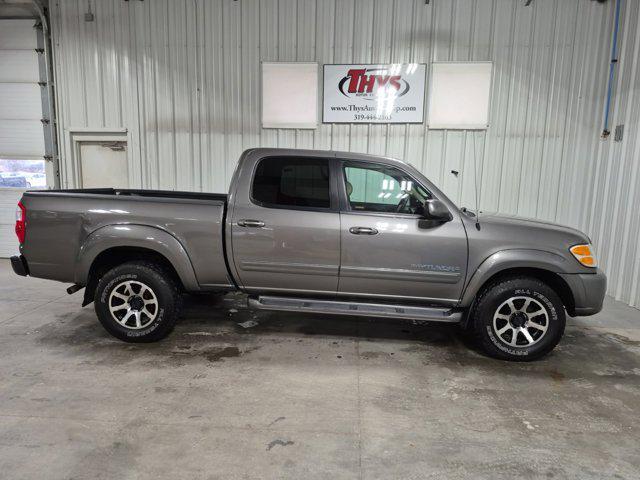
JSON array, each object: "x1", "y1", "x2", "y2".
[
  {"x1": 75, "y1": 224, "x2": 200, "y2": 290},
  {"x1": 459, "y1": 249, "x2": 574, "y2": 307}
]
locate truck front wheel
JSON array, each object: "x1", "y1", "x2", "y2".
[
  {"x1": 471, "y1": 276, "x2": 566, "y2": 361},
  {"x1": 94, "y1": 261, "x2": 181, "y2": 342}
]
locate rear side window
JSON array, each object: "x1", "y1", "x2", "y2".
[{"x1": 252, "y1": 157, "x2": 331, "y2": 209}]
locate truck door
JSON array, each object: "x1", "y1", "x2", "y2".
[
  {"x1": 337, "y1": 160, "x2": 467, "y2": 304},
  {"x1": 229, "y1": 155, "x2": 340, "y2": 294}
]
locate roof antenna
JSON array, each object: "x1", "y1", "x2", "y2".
[{"x1": 472, "y1": 131, "x2": 481, "y2": 230}]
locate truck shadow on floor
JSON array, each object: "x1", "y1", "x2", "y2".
[
  {"x1": 34, "y1": 292, "x2": 640, "y2": 385},
  {"x1": 181, "y1": 292, "x2": 461, "y2": 345}
]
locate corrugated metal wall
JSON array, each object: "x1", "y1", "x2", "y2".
[
  {"x1": 49, "y1": 0, "x2": 640, "y2": 309},
  {"x1": 584, "y1": 0, "x2": 640, "y2": 308}
]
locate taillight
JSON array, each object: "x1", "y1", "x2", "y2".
[{"x1": 15, "y1": 201, "x2": 26, "y2": 244}]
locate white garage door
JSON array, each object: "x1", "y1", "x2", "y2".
[{"x1": 0, "y1": 19, "x2": 45, "y2": 257}]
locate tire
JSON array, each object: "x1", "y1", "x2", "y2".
[
  {"x1": 471, "y1": 276, "x2": 565, "y2": 361},
  {"x1": 94, "y1": 261, "x2": 181, "y2": 342}
]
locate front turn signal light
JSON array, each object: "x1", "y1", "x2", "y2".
[{"x1": 570, "y1": 244, "x2": 597, "y2": 268}]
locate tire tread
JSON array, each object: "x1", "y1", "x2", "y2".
[
  {"x1": 471, "y1": 275, "x2": 565, "y2": 361},
  {"x1": 94, "y1": 260, "x2": 181, "y2": 343}
]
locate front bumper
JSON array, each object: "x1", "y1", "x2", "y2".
[
  {"x1": 10, "y1": 255, "x2": 29, "y2": 277},
  {"x1": 559, "y1": 268, "x2": 607, "y2": 316}
]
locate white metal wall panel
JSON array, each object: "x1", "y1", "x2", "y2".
[
  {"x1": 583, "y1": 0, "x2": 640, "y2": 308},
  {"x1": 48, "y1": 0, "x2": 640, "y2": 308}
]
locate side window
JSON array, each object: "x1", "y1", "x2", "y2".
[
  {"x1": 343, "y1": 163, "x2": 431, "y2": 215},
  {"x1": 252, "y1": 157, "x2": 331, "y2": 209}
]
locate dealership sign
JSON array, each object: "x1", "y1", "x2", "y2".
[{"x1": 323, "y1": 64, "x2": 426, "y2": 124}]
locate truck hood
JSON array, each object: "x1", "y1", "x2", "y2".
[
  {"x1": 460, "y1": 210, "x2": 592, "y2": 265},
  {"x1": 477, "y1": 212, "x2": 590, "y2": 243}
]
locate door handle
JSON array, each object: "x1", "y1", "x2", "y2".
[
  {"x1": 349, "y1": 226, "x2": 378, "y2": 235},
  {"x1": 237, "y1": 219, "x2": 265, "y2": 228}
]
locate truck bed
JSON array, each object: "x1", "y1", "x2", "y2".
[
  {"x1": 20, "y1": 188, "x2": 232, "y2": 290},
  {"x1": 41, "y1": 188, "x2": 228, "y2": 203}
]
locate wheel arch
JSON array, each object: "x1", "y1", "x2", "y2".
[
  {"x1": 460, "y1": 250, "x2": 577, "y2": 327},
  {"x1": 76, "y1": 225, "x2": 199, "y2": 305}
]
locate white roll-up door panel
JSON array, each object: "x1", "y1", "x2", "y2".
[
  {"x1": 0, "y1": 20, "x2": 43, "y2": 159},
  {"x1": 0, "y1": 19, "x2": 43, "y2": 257},
  {"x1": 0, "y1": 120, "x2": 45, "y2": 158},
  {"x1": 0, "y1": 84, "x2": 42, "y2": 119},
  {"x1": 0, "y1": 20, "x2": 38, "y2": 48},
  {"x1": 0, "y1": 51, "x2": 40, "y2": 83}
]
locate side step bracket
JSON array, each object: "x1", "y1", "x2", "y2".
[{"x1": 248, "y1": 295, "x2": 462, "y2": 323}]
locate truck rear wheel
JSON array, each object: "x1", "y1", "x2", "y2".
[
  {"x1": 94, "y1": 261, "x2": 181, "y2": 342},
  {"x1": 471, "y1": 276, "x2": 566, "y2": 361}
]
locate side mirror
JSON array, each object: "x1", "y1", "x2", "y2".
[{"x1": 423, "y1": 199, "x2": 453, "y2": 222}]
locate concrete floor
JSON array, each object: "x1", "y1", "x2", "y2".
[{"x1": 1, "y1": 260, "x2": 639, "y2": 480}]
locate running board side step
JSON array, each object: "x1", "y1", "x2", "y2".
[{"x1": 248, "y1": 295, "x2": 462, "y2": 323}]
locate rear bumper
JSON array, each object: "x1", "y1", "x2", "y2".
[
  {"x1": 559, "y1": 268, "x2": 607, "y2": 316},
  {"x1": 10, "y1": 255, "x2": 29, "y2": 277}
]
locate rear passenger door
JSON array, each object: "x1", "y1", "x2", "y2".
[{"x1": 230, "y1": 156, "x2": 341, "y2": 295}]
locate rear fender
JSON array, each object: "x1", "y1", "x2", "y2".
[{"x1": 75, "y1": 224, "x2": 199, "y2": 290}]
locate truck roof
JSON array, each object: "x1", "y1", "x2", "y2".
[{"x1": 241, "y1": 147, "x2": 411, "y2": 169}]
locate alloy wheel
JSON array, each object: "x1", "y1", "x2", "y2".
[
  {"x1": 492, "y1": 296, "x2": 549, "y2": 348},
  {"x1": 108, "y1": 280, "x2": 158, "y2": 329}
]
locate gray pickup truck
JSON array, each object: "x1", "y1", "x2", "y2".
[{"x1": 11, "y1": 148, "x2": 606, "y2": 361}]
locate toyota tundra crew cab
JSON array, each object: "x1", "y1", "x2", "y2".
[{"x1": 11, "y1": 148, "x2": 607, "y2": 361}]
